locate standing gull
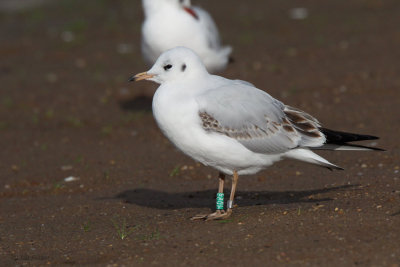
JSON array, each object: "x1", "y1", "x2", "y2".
[
  {"x1": 129, "y1": 47, "x2": 383, "y2": 221},
  {"x1": 141, "y1": 0, "x2": 232, "y2": 73}
]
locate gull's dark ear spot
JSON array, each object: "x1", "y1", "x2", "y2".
[{"x1": 181, "y1": 64, "x2": 187, "y2": 72}]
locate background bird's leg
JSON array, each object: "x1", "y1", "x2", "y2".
[
  {"x1": 225, "y1": 170, "x2": 239, "y2": 216},
  {"x1": 218, "y1": 172, "x2": 225, "y2": 193}
]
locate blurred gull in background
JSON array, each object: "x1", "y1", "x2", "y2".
[{"x1": 141, "y1": 0, "x2": 232, "y2": 73}]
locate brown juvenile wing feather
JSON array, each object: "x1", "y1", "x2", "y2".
[
  {"x1": 283, "y1": 106, "x2": 325, "y2": 143},
  {"x1": 199, "y1": 111, "x2": 300, "y2": 153},
  {"x1": 200, "y1": 111, "x2": 282, "y2": 139}
]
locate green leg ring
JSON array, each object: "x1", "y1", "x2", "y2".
[{"x1": 216, "y1": 193, "x2": 224, "y2": 210}]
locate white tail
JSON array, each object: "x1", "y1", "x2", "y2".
[{"x1": 284, "y1": 148, "x2": 343, "y2": 170}]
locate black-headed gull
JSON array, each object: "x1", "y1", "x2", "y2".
[
  {"x1": 141, "y1": 0, "x2": 232, "y2": 73},
  {"x1": 129, "y1": 47, "x2": 383, "y2": 221}
]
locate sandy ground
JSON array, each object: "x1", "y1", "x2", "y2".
[{"x1": 0, "y1": 0, "x2": 399, "y2": 266}]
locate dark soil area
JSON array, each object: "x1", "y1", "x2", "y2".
[{"x1": 1, "y1": 0, "x2": 399, "y2": 266}]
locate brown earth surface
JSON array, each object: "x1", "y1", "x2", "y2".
[{"x1": 1, "y1": 0, "x2": 400, "y2": 266}]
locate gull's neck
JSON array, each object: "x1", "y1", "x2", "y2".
[
  {"x1": 169, "y1": 75, "x2": 208, "y2": 88},
  {"x1": 160, "y1": 72, "x2": 211, "y2": 96}
]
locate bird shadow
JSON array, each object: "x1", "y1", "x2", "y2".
[
  {"x1": 114, "y1": 184, "x2": 358, "y2": 210},
  {"x1": 391, "y1": 210, "x2": 400, "y2": 216},
  {"x1": 119, "y1": 95, "x2": 153, "y2": 112}
]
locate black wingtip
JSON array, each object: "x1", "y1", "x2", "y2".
[
  {"x1": 320, "y1": 128, "x2": 381, "y2": 143},
  {"x1": 228, "y1": 56, "x2": 235, "y2": 64},
  {"x1": 128, "y1": 75, "x2": 135, "y2": 82}
]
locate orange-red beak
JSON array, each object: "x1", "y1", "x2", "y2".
[{"x1": 128, "y1": 72, "x2": 155, "y2": 82}]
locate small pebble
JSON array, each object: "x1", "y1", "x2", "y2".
[
  {"x1": 116, "y1": 43, "x2": 133, "y2": 54},
  {"x1": 61, "y1": 31, "x2": 74, "y2": 42},
  {"x1": 289, "y1": 7, "x2": 308, "y2": 20},
  {"x1": 11, "y1": 165, "x2": 19, "y2": 172},
  {"x1": 339, "y1": 41, "x2": 349, "y2": 50},
  {"x1": 64, "y1": 176, "x2": 80, "y2": 182},
  {"x1": 46, "y1": 73, "x2": 58, "y2": 83},
  {"x1": 61, "y1": 165, "x2": 73, "y2": 171},
  {"x1": 75, "y1": 58, "x2": 86, "y2": 68}
]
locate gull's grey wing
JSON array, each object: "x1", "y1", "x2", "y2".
[
  {"x1": 233, "y1": 79, "x2": 255, "y2": 87},
  {"x1": 196, "y1": 83, "x2": 325, "y2": 154}
]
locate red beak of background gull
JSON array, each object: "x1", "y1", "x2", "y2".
[
  {"x1": 128, "y1": 72, "x2": 154, "y2": 82},
  {"x1": 183, "y1": 7, "x2": 199, "y2": 20}
]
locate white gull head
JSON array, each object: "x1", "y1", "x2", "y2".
[{"x1": 131, "y1": 47, "x2": 208, "y2": 84}]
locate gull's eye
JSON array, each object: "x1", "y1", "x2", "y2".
[{"x1": 163, "y1": 64, "x2": 172, "y2": 71}]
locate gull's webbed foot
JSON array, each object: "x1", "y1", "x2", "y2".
[{"x1": 191, "y1": 209, "x2": 232, "y2": 221}]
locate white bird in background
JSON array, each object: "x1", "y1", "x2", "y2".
[
  {"x1": 141, "y1": 0, "x2": 232, "y2": 73},
  {"x1": 130, "y1": 47, "x2": 383, "y2": 221}
]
